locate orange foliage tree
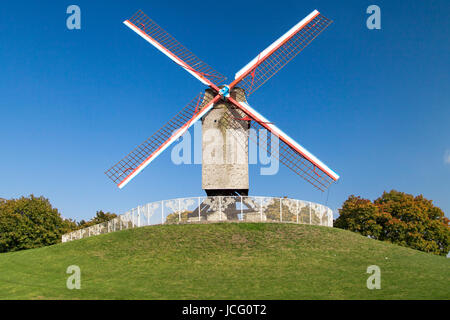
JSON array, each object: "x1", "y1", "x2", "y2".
[{"x1": 335, "y1": 190, "x2": 449, "y2": 256}]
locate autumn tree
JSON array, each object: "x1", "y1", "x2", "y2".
[{"x1": 335, "y1": 190, "x2": 449, "y2": 256}]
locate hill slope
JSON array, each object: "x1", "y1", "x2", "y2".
[{"x1": 0, "y1": 223, "x2": 448, "y2": 299}]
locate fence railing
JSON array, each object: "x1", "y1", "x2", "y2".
[{"x1": 62, "y1": 196, "x2": 333, "y2": 242}]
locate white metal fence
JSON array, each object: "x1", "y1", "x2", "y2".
[{"x1": 62, "y1": 196, "x2": 333, "y2": 243}]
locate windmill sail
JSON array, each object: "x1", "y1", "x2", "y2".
[
  {"x1": 231, "y1": 10, "x2": 332, "y2": 97},
  {"x1": 105, "y1": 93, "x2": 220, "y2": 188},
  {"x1": 124, "y1": 10, "x2": 226, "y2": 87},
  {"x1": 249, "y1": 120, "x2": 337, "y2": 191},
  {"x1": 226, "y1": 98, "x2": 339, "y2": 190}
]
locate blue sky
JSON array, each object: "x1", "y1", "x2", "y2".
[{"x1": 0, "y1": 0, "x2": 449, "y2": 221}]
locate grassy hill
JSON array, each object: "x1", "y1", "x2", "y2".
[{"x1": 0, "y1": 223, "x2": 448, "y2": 299}]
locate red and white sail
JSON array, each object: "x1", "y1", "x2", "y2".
[
  {"x1": 227, "y1": 97, "x2": 339, "y2": 190},
  {"x1": 230, "y1": 10, "x2": 332, "y2": 96},
  {"x1": 124, "y1": 10, "x2": 226, "y2": 88},
  {"x1": 105, "y1": 93, "x2": 220, "y2": 188}
]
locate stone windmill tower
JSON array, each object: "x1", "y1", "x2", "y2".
[
  {"x1": 201, "y1": 87, "x2": 249, "y2": 196},
  {"x1": 105, "y1": 9, "x2": 340, "y2": 193}
]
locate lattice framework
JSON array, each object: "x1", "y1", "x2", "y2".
[
  {"x1": 105, "y1": 93, "x2": 213, "y2": 184},
  {"x1": 234, "y1": 14, "x2": 332, "y2": 97},
  {"x1": 221, "y1": 111, "x2": 334, "y2": 191},
  {"x1": 128, "y1": 10, "x2": 227, "y2": 86}
]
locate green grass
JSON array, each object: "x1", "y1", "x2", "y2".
[{"x1": 0, "y1": 223, "x2": 448, "y2": 299}]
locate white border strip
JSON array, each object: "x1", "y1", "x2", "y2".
[
  {"x1": 235, "y1": 10, "x2": 319, "y2": 79},
  {"x1": 117, "y1": 97, "x2": 218, "y2": 189},
  {"x1": 239, "y1": 101, "x2": 339, "y2": 181},
  {"x1": 124, "y1": 20, "x2": 210, "y2": 86}
]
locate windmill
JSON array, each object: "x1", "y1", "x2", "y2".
[{"x1": 105, "y1": 9, "x2": 340, "y2": 196}]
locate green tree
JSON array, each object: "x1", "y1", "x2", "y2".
[
  {"x1": 0, "y1": 195, "x2": 76, "y2": 253},
  {"x1": 335, "y1": 190, "x2": 450, "y2": 256},
  {"x1": 78, "y1": 210, "x2": 117, "y2": 229}
]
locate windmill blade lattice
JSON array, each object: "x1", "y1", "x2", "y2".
[
  {"x1": 125, "y1": 10, "x2": 227, "y2": 87},
  {"x1": 221, "y1": 110, "x2": 335, "y2": 191},
  {"x1": 231, "y1": 12, "x2": 332, "y2": 97},
  {"x1": 249, "y1": 120, "x2": 335, "y2": 191},
  {"x1": 105, "y1": 92, "x2": 218, "y2": 188}
]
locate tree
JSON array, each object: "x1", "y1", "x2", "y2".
[
  {"x1": 335, "y1": 190, "x2": 450, "y2": 256},
  {"x1": 77, "y1": 210, "x2": 117, "y2": 229},
  {"x1": 0, "y1": 195, "x2": 77, "y2": 253}
]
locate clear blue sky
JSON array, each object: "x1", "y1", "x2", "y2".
[{"x1": 1, "y1": 0, "x2": 449, "y2": 221}]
